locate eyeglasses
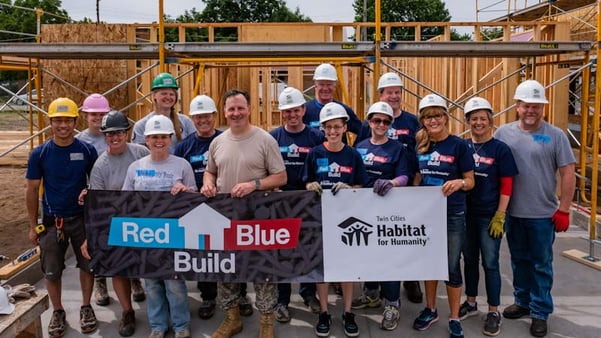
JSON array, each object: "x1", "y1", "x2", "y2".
[
  {"x1": 423, "y1": 114, "x2": 445, "y2": 121},
  {"x1": 104, "y1": 130, "x2": 127, "y2": 137},
  {"x1": 324, "y1": 125, "x2": 344, "y2": 131},
  {"x1": 370, "y1": 118, "x2": 392, "y2": 126}
]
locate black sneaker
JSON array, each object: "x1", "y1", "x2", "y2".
[
  {"x1": 483, "y1": 311, "x2": 501, "y2": 337},
  {"x1": 342, "y1": 312, "x2": 359, "y2": 337},
  {"x1": 315, "y1": 311, "x2": 332, "y2": 337},
  {"x1": 459, "y1": 301, "x2": 478, "y2": 320},
  {"x1": 530, "y1": 318, "x2": 547, "y2": 337},
  {"x1": 48, "y1": 309, "x2": 66, "y2": 338},
  {"x1": 502, "y1": 304, "x2": 530, "y2": 319},
  {"x1": 80, "y1": 304, "x2": 97, "y2": 333}
]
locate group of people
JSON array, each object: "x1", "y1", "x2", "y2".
[{"x1": 25, "y1": 65, "x2": 575, "y2": 338}]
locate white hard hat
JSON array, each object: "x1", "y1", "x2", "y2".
[
  {"x1": 189, "y1": 95, "x2": 217, "y2": 115},
  {"x1": 319, "y1": 102, "x2": 349, "y2": 124},
  {"x1": 464, "y1": 97, "x2": 493, "y2": 117},
  {"x1": 418, "y1": 94, "x2": 448, "y2": 114},
  {"x1": 514, "y1": 80, "x2": 548, "y2": 104},
  {"x1": 313, "y1": 64, "x2": 338, "y2": 81},
  {"x1": 278, "y1": 87, "x2": 305, "y2": 110},
  {"x1": 377, "y1": 72, "x2": 403, "y2": 90},
  {"x1": 366, "y1": 101, "x2": 394, "y2": 120},
  {"x1": 144, "y1": 114, "x2": 175, "y2": 136},
  {"x1": 0, "y1": 286, "x2": 14, "y2": 315}
]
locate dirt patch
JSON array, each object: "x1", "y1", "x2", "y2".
[{"x1": 0, "y1": 166, "x2": 31, "y2": 264}]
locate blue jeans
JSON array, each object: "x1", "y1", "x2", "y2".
[
  {"x1": 145, "y1": 279, "x2": 190, "y2": 332},
  {"x1": 446, "y1": 212, "x2": 466, "y2": 287},
  {"x1": 506, "y1": 216, "x2": 555, "y2": 320},
  {"x1": 278, "y1": 283, "x2": 317, "y2": 305},
  {"x1": 463, "y1": 214, "x2": 502, "y2": 306},
  {"x1": 363, "y1": 281, "x2": 400, "y2": 302}
]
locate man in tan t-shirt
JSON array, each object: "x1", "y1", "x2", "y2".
[{"x1": 201, "y1": 89, "x2": 286, "y2": 338}]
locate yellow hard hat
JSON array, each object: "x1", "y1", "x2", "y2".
[{"x1": 48, "y1": 98, "x2": 79, "y2": 118}]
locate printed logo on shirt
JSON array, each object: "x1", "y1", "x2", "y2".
[
  {"x1": 316, "y1": 158, "x2": 352, "y2": 177},
  {"x1": 70, "y1": 152, "x2": 84, "y2": 161},
  {"x1": 418, "y1": 151, "x2": 455, "y2": 166},
  {"x1": 190, "y1": 152, "x2": 208, "y2": 165},
  {"x1": 360, "y1": 152, "x2": 388, "y2": 166},
  {"x1": 279, "y1": 144, "x2": 312, "y2": 158},
  {"x1": 387, "y1": 128, "x2": 410, "y2": 139},
  {"x1": 473, "y1": 153, "x2": 494, "y2": 167},
  {"x1": 136, "y1": 169, "x2": 156, "y2": 177},
  {"x1": 309, "y1": 121, "x2": 320, "y2": 128},
  {"x1": 532, "y1": 134, "x2": 551, "y2": 144}
]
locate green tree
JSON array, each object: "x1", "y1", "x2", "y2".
[{"x1": 353, "y1": 0, "x2": 469, "y2": 41}]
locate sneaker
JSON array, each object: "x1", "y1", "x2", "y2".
[
  {"x1": 530, "y1": 318, "x2": 547, "y2": 337},
  {"x1": 413, "y1": 307, "x2": 439, "y2": 331},
  {"x1": 502, "y1": 304, "x2": 530, "y2": 319},
  {"x1": 148, "y1": 331, "x2": 165, "y2": 338},
  {"x1": 351, "y1": 290, "x2": 382, "y2": 309},
  {"x1": 303, "y1": 296, "x2": 321, "y2": 313},
  {"x1": 48, "y1": 309, "x2": 66, "y2": 338},
  {"x1": 174, "y1": 328, "x2": 191, "y2": 338},
  {"x1": 403, "y1": 281, "x2": 423, "y2": 303},
  {"x1": 449, "y1": 319, "x2": 464, "y2": 338},
  {"x1": 131, "y1": 278, "x2": 146, "y2": 302},
  {"x1": 483, "y1": 311, "x2": 501, "y2": 337},
  {"x1": 80, "y1": 304, "x2": 98, "y2": 333},
  {"x1": 239, "y1": 295, "x2": 254, "y2": 317},
  {"x1": 94, "y1": 277, "x2": 110, "y2": 306},
  {"x1": 274, "y1": 303, "x2": 291, "y2": 323},
  {"x1": 118, "y1": 310, "x2": 136, "y2": 337},
  {"x1": 381, "y1": 305, "x2": 400, "y2": 331},
  {"x1": 459, "y1": 301, "x2": 478, "y2": 320},
  {"x1": 342, "y1": 312, "x2": 360, "y2": 337},
  {"x1": 315, "y1": 311, "x2": 332, "y2": 337},
  {"x1": 198, "y1": 299, "x2": 216, "y2": 319}
]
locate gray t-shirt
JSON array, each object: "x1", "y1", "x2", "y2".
[
  {"x1": 76, "y1": 129, "x2": 107, "y2": 154},
  {"x1": 89, "y1": 143, "x2": 150, "y2": 190},
  {"x1": 495, "y1": 121, "x2": 575, "y2": 218},
  {"x1": 131, "y1": 112, "x2": 196, "y2": 154},
  {"x1": 122, "y1": 154, "x2": 197, "y2": 192}
]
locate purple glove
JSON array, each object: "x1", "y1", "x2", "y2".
[{"x1": 373, "y1": 179, "x2": 394, "y2": 196}]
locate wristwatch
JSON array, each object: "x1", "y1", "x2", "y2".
[{"x1": 254, "y1": 178, "x2": 261, "y2": 190}]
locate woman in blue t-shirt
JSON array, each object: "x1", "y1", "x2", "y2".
[
  {"x1": 303, "y1": 102, "x2": 368, "y2": 338},
  {"x1": 459, "y1": 97, "x2": 518, "y2": 336},
  {"x1": 354, "y1": 101, "x2": 411, "y2": 331},
  {"x1": 412, "y1": 94, "x2": 475, "y2": 338}
]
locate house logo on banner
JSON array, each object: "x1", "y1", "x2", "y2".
[
  {"x1": 107, "y1": 203, "x2": 302, "y2": 251},
  {"x1": 337, "y1": 217, "x2": 373, "y2": 246}
]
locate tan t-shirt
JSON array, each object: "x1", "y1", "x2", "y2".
[{"x1": 206, "y1": 126, "x2": 286, "y2": 193}]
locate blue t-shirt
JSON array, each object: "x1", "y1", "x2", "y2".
[
  {"x1": 416, "y1": 135, "x2": 474, "y2": 214},
  {"x1": 355, "y1": 139, "x2": 411, "y2": 188},
  {"x1": 303, "y1": 99, "x2": 361, "y2": 144},
  {"x1": 465, "y1": 138, "x2": 519, "y2": 216},
  {"x1": 270, "y1": 126, "x2": 325, "y2": 190},
  {"x1": 26, "y1": 139, "x2": 98, "y2": 217},
  {"x1": 174, "y1": 130, "x2": 223, "y2": 190},
  {"x1": 302, "y1": 144, "x2": 368, "y2": 189}
]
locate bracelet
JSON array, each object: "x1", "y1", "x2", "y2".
[{"x1": 461, "y1": 179, "x2": 466, "y2": 188}]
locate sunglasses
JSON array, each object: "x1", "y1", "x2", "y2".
[{"x1": 370, "y1": 118, "x2": 392, "y2": 126}]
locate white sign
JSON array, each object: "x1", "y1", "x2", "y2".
[{"x1": 321, "y1": 187, "x2": 448, "y2": 282}]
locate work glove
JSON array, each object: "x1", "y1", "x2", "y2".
[
  {"x1": 306, "y1": 182, "x2": 322, "y2": 196},
  {"x1": 331, "y1": 182, "x2": 351, "y2": 196},
  {"x1": 552, "y1": 209, "x2": 570, "y2": 232},
  {"x1": 373, "y1": 179, "x2": 394, "y2": 196},
  {"x1": 488, "y1": 210, "x2": 505, "y2": 239}
]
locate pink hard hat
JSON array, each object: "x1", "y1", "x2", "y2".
[{"x1": 82, "y1": 93, "x2": 110, "y2": 113}]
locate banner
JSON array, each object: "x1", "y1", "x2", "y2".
[
  {"x1": 85, "y1": 190, "x2": 323, "y2": 283},
  {"x1": 321, "y1": 186, "x2": 448, "y2": 282}
]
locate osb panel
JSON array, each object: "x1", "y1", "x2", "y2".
[
  {"x1": 239, "y1": 24, "x2": 328, "y2": 42},
  {"x1": 41, "y1": 24, "x2": 130, "y2": 127}
]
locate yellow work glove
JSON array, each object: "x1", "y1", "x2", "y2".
[
  {"x1": 488, "y1": 210, "x2": 505, "y2": 239},
  {"x1": 306, "y1": 182, "x2": 322, "y2": 196}
]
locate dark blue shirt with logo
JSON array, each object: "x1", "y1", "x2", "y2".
[
  {"x1": 303, "y1": 99, "x2": 361, "y2": 144},
  {"x1": 270, "y1": 126, "x2": 325, "y2": 190},
  {"x1": 355, "y1": 139, "x2": 410, "y2": 188},
  {"x1": 174, "y1": 130, "x2": 223, "y2": 190},
  {"x1": 416, "y1": 135, "x2": 474, "y2": 214},
  {"x1": 466, "y1": 138, "x2": 518, "y2": 216},
  {"x1": 302, "y1": 144, "x2": 368, "y2": 189}
]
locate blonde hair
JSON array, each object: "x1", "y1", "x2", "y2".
[{"x1": 416, "y1": 107, "x2": 448, "y2": 154}]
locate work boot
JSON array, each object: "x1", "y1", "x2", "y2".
[
  {"x1": 211, "y1": 307, "x2": 243, "y2": 338},
  {"x1": 94, "y1": 277, "x2": 110, "y2": 306},
  {"x1": 259, "y1": 312, "x2": 275, "y2": 338},
  {"x1": 131, "y1": 278, "x2": 146, "y2": 302}
]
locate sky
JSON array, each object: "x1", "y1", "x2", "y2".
[{"x1": 59, "y1": 0, "x2": 543, "y2": 24}]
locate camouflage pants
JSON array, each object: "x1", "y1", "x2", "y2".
[{"x1": 218, "y1": 282, "x2": 276, "y2": 313}]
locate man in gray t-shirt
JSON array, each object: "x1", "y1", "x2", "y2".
[{"x1": 494, "y1": 80, "x2": 575, "y2": 338}]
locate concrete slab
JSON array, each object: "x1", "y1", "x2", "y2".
[{"x1": 33, "y1": 225, "x2": 601, "y2": 338}]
